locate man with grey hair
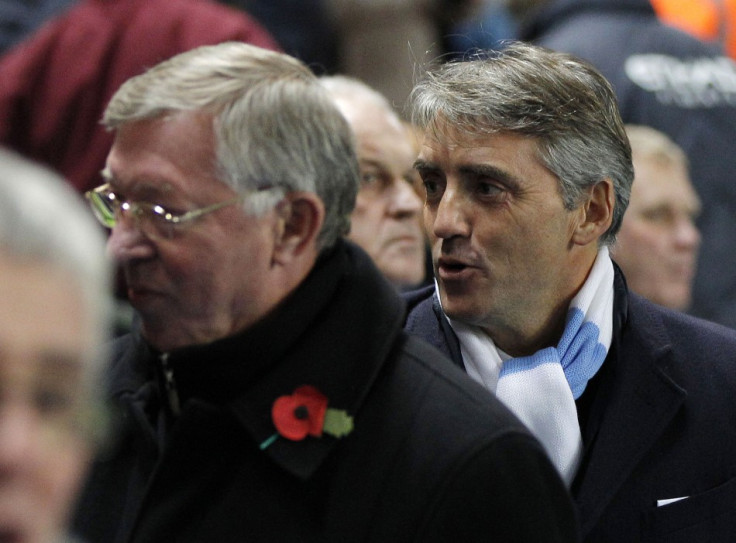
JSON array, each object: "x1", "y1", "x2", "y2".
[
  {"x1": 405, "y1": 42, "x2": 736, "y2": 541},
  {"x1": 320, "y1": 75, "x2": 427, "y2": 290},
  {"x1": 0, "y1": 148, "x2": 111, "y2": 543},
  {"x1": 71, "y1": 42, "x2": 579, "y2": 542}
]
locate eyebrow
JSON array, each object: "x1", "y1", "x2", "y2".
[
  {"x1": 458, "y1": 163, "x2": 521, "y2": 189},
  {"x1": 413, "y1": 160, "x2": 521, "y2": 189},
  {"x1": 39, "y1": 350, "x2": 85, "y2": 373},
  {"x1": 413, "y1": 159, "x2": 433, "y2": 170},
  {"x1": 359, "y1": 158, "x2": 387, "y2": 171},
  {"x1": 99, "y1": 169, "x2": 177, "y2": 201}
]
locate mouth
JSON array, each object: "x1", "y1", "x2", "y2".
[
  {"x1": 437, "y1": 257, "x2": 472, "y2": 279},
  {"x1": 670, "y1": 260, "x2": 697, "y2": 281},
  {"x1": 126, "y1": 284, "x2": 161, "y2": 305},
  {"x1": 393, "y1": 234, "x2": 421, "y2": 243},
  {"x1": 0, "y1": 525, "x2": 25, "y2": 543},
  {"x1": 387, "y1": 236, "x2": 424, "y2": 253}
]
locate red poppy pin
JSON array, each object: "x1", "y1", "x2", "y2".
[{"x1": 260, "y1": 385, "x2": 354, "y2": 450}]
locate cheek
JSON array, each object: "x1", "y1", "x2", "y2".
[
  {"x1": 621, "y1": 221, "x2": 665, "y2": 254},
  {"x1": 349, "y1": 199, "x2": 382, "y2": 245},
  {"x1": 422, "y1": 210, "x2": 435, "y2": 241},
  {"x1": 38, "y1": 441, "x2": 92, "y2": 525},
  {"x1": 164, "y1": 231, "x2": 248, "y2": 289}
]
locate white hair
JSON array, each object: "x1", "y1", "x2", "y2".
[{"x1": 0, "y1": 148, "x2": 112, "y2": 441}]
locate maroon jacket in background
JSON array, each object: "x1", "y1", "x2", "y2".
[{"x1": 0, "y1": 0, "x2": 280, "y2": 194}]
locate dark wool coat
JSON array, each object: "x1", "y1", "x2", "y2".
[
  {"x1": 519, "y1": 0, "x2": 736, "y2": 329},
  {"x1": 72, "y1": 241, "x2": 579, "y2": 543},
  {"x1": 404, "y1": 266, "x2": 736, "y2": 542}
]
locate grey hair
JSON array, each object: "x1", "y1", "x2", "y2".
[
  {"x1": 103, "y1": 42, "x2": 359, "y2": 250},
  {"x1": 0, "y1": 148, "x2": 112, "y2": 441},
  {"x1": 409, "y1": 41, "x2": 633, "y2": 245}
]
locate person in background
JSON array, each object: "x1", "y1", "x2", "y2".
[
  {"x1": 0, "y1": 0, "x2": 279, "y2": 196},
  {"x1": 404, "y1": 42, "x2": 736, "y2": 542},
  {"x1": 0, "y1": 148, "x2": 111, "y2": 543},
  {"x1": 0, "y1": 0, "x2": 75, "y2": 53},
  {"x1": 512, "y1": 0, "x2": 736, "y2": 329},
  {"x1": 219, "y1": 0, "x2": 338, "y2": 72},
  {"x1": 445, "y1": 0, "x2": 520, "y2": 56},
  {"x1": 325, "y1": 0, "x2": 478, "y2": 111},
  {"x1": 321, "y1": 75, "x2": 427, "y2": 290},
  {"x1": 612, "y1": 124, "x2": 701, "y2": 311},
  {"x1": 71, "y1": 42, "x2": 579, "y2": 542},
  {"x1": 650, "y1": 0, "x2": 736, "y2": 59}
]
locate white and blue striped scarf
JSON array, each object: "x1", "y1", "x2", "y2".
[{"x1": 445, "y1": 247, "x2": 614, "y2": 486}]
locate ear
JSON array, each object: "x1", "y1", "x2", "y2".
[
  {"x1": 571, "y1": 179, "x2": 614, "y2": 246},
  {"x1": 272, "y1": 191, "x2": 325, "y2": 265}
]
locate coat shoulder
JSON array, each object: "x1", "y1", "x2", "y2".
[{"x1": 353, "y1": 332, "x2": 580, "y2": 542}]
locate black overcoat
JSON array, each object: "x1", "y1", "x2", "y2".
[
  {"x1": 404, "y1": 266, "x2": 736, "y2": 542},
  {"x1": 73, "y1": 241, "x2": 579, "y2": 543}
]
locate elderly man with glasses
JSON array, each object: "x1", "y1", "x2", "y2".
[{"x1": 72, "y1": 43, "x2": 579, "y2": 543}]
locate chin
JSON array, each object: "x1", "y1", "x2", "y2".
[
  {"x1": 438, "y1": 295, "x2": 482, "y2": 325},
  {"x1": 384, "y1": 265, "x2": 426, "y2": 289}
]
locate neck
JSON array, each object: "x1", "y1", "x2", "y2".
[
  {"x1": 483, "y1": 298, "x2": 569, "y2": 357},
  {"x1": 485, "y1": 246, "x2": 599, "y2": 357}
]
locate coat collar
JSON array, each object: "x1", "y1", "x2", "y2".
[
  {"x1": 572, "y1": 284, "x2": 687, "y2": 535},
  {"x1": 408, "y1": 263, "x2": 688, "y2": 535},
  {"x1": 227, "y1": 240, "x2": 405, "y2": 480},
  {"x1": 112, "y1": 240, "x2": 406, "y2": 481}
]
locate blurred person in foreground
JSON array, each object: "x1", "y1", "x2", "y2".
[
  {"x1": 612, "y1": 124, "x2": 702, "y2": 312},
  {"x1": 321, "y1": 75, "x2": 427, "y2": 290},
  {"x1": 71, "y1": 42, "x2": 579, "y2": 542},
  {"x1": 404, "y1": 42, "x2": 736, "y2": 542},
  {"x1": 0, "y1": 148, "x2": 111, "y2": 543}
]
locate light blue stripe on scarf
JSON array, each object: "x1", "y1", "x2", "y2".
[{"x1": 499, "y1": 307, "x2": 608, "y2": 400}]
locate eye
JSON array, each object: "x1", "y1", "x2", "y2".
[
  {"x1": 473, "y1": 177, "x2": 511, "y2": 204},
  {"x1": 422, "y1": 177, "x2": 442, "y2": 199},
  {"x1": 403, "y1": 173, "x2": 418, "y2": 187},
  {"x1": 33, "y1": 387, "x2": 75, "y2": 416},
  {"x1": 478, "y1": 181, "x2": 503, "y2": 196},
  {"x1": 361, "y1": 172, "x2": 380, "y2": 186},
  {"x1": 641, "y1": 207, "x2": 674, "y2": 224}
]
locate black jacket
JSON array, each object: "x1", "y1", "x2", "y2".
[
  {"x1": 404, "y1": 265, "x2": 736, "y2": 542},
  {"x1": 72, "y1": 240, "x2": 579, "y2": 543},
  {"x1": 520, "y1": 0, "x2": 736, "y2": 329}
]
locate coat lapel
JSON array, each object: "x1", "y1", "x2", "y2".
[{"x1": 573, "y1": 295, "x2": 687, "y2": 536}]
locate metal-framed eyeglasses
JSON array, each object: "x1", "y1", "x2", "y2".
[{"x1": 85, "y1": 183, "x2": 253, "y2": 239}]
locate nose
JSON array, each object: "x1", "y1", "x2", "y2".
[
  {"x1": 674, "y1": 216, "x2": 701, "y2": 251},
  {"x1": 387, "y1": 179, "x2": 422, "y2": 219},
  {"x1": 106, "y1": 216, "x2": 156, "y2": 263},
  {"x1": 431, "y1": 186, "x2": 470, "y2": 240}
]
